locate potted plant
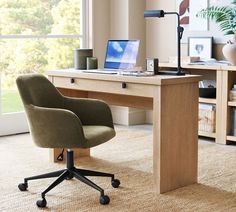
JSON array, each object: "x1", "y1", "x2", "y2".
[{"x1": 196, "y1": 0, "x2": 236, "y2": 64}]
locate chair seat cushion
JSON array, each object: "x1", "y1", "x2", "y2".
[{"x1": 83, "y1": 125, "x2": 116, "y2": 148}]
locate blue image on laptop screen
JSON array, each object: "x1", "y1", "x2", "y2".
[{"x1": 104, "y1": 40, "x2": 140, "y2": 69}]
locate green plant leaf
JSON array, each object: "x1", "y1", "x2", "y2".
[
  {"x1": 196, "y1": 4, "x2": 236, "y2": 34},
  {"x1": 232, "y1": 0, "x2": 236, "y2": 6}
]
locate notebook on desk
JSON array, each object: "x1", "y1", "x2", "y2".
[{"x1": 83, "y1": 40, "x2": 140, "y2": 74}]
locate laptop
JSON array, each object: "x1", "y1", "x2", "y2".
[{"x1": 83, "y1": 40, "x2": 140, "y2": 74}]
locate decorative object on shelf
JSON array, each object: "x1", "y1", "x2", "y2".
[
  {"x1": 222, "y1": 38, "x2": 236, "y2": 65},
  {"x1": 86, "y1": 57, "x2": 98, "y2": 70},
  {"x1": 74, "y1": 49, "x2": 93, "y2": 70},
  {"x1": 196, "y1": 1, "x2": 236, "y2": 64},
  {"x1": 176, "y1": 0, "x2": 209, "y2": 31},
  {"x1": 199, "y1": 88, "x2": 216, "y2": 98},
  {"x1": 229, "y1": 84, "x2": 236, "y2": 101},
  {"x1": 188, "y1": 37, "x2": 213, "y2": 59},
  {"x1": 146, "y1": 58, "x2": 159, "y2": 75},
  {"x1": 199, "y1": 103, "x2": 216, "y2": 133},
  {"x1": 199, "y1": 79, "x2": 216, "y2": 99},
  {"x1": 177, "y1": 0, "x2": 189, "y2": 25},
  {"x1": 144, "y1": 10, "x2": 185, "y2": 75}
]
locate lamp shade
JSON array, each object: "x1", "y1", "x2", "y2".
[{"x1": 144, "y1": 10, "x2": 165, "y2": 18}]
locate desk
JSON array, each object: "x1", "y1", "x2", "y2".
[{"x1": 47, "y1": 69, "x2": 201, "y2": 194}]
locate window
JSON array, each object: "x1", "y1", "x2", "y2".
[{"x1": 0, "y1": 0, "x2": 87, "y2": 113}]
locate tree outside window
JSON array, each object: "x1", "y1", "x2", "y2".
[{"x1": 0, "y1": 0, "x2": 83, "y2": 113}]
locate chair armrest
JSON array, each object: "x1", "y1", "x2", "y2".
[
  {"x1": 63, "y1": 97, "x2": 114, "y2": 128},
  {"x1": 25, "y1": 105, "x2": 86, "y2": 148}
]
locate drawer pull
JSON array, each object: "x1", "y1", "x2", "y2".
[
  {"x1": 122, "y1": 82, "x2": 127, "y2": 89},
  {"x1": 70, "y1": 78, "x2": 75, "y2": 84}
]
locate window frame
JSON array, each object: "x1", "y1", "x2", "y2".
[
  {"x1": 0, "y1": 0, "x2": 89, "y2": 135},
  {"x1": 0, "y1": 0, "x2": 88, "y2": 48}
]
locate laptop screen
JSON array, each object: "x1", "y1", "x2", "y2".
[{"x1": 104, "y1": 40, "x2": 140, "y2": 69}]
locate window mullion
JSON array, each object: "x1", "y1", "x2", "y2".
[
  {"x1": 0, "y1": 34, "x2": 83, "y2": 40},
  {"x1": 81, "y1": 0, "x2": 88, "y2": 48}
]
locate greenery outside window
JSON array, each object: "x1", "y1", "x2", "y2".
[{"x1": 0, "y1": 0, "x2": 87, "y2": 113}]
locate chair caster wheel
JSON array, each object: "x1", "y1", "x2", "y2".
[
  {"x1": 36, "y1": 198, "x2": 47, "y2": 208},
  {"x1": 66, "y1": 173, "x2": 73, "y2": 180},
  {"x1": 18, "y1": 183, "x2": 28, "y2": 191},
  {"x1": 111, "y1": 179, "x2": 120, "y2": 188},
  {"x1": 100, "y1": 195, "x2": 110, "y2": 205}
]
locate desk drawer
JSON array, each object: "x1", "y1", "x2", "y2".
[{"x1": 53, "y1": 76, "x2": 154, "y2": 97}]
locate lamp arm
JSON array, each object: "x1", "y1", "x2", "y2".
[
  {"x1": 143, "y1": 10, "x2": 185, "y2": 75},
  {"x1": 165, "y1": 12, "x2": 184, "y2": 75}
]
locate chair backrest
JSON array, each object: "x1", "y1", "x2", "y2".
[{"x1": 16, "y1": 74, "x2": 63, "y2": 108}]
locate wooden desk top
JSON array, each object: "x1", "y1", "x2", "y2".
[
  {"x1": 221, "y1": 65, "x2": 236, "y2": 71},
  {"x1": 47, "y1": 69, "x2": 201, "y2": 86},
  {"x1": 160, "y1": 62, "x2": 236, "y2": 71}
]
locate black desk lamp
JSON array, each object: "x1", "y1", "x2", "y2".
[{"x1": 144, "y1": 10, "x2": 185, "y2": 75}]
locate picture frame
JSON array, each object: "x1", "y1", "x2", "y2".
[{"x1": 188, "y1": 37, "x2": 213, "y2": 59}]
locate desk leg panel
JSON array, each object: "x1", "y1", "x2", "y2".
[{"x1": 153, "y1": 82, "x2": 198, "y2": 193}]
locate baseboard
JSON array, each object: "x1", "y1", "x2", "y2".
[
  {"x1": 111, "y1": 106, "x2": 129, "y2": 125},
  {"x1": 145, "y1": 110, "x2": 153, "y2": 124},
  {"x1": 111, "y1": 106, "x2": 146, "y2": 125},
  {"x1": 128, "y1": 108, "x2": 146, "y2": 125}
]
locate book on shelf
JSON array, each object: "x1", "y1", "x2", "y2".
[
  {"x1": 199, "y1": 80, "x2": 216, "y2": 88},
  {"x1": 229, "y1": 84, "x2": 236, "y2": 101},
  {"x1": 199, "y1": 103, "x2": 215, "y2": 110},
  {"x1": 189, "y1": 58, "x2": 231, "y2": 66},
  {"x1": 198, "y1": 103, "x2": 216, "y2": 133},
  {"x1": 230, "y1": 107, "x2": 236, "y2": 136}
]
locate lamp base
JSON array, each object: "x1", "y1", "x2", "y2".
[{"x1": 158, "y1": 71, "x2": 185, "y2": 76}]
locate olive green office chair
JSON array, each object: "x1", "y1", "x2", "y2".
[{"x1": 16, "y1": 74, "x2": 120, "y2": 208}]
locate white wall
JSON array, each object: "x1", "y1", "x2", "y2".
[
  {"x1": 90, "y1": 0, "x2": 147, "y2": 125},
  {"x1": 145, "y1": 0, "x2": 225, "y2": 61},
  {"x1": 110, "y1": 0, "x2": 129, "y2": 39},
  {"x1": 110, "y1": 0, "x2": 146, "y2": 67},
  {"x1": 90, "y1": 0, "x2": 110, "y2": 68},
  {"x1": 146, "y1": 0, "x2": 177, "y2": 62},
  {"x1": 129, "y1": 0, "x2": 146, "y2": 67},
  {"x1": 91, "y1": 0, "x2": 226, "y2": 68},
  {"x1": 91, "y1": 0, "x2": 146, "y2": 67}
]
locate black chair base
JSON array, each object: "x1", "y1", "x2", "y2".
[{"x1": 18, "y1": 150, "x2": 120, "y2": 208}]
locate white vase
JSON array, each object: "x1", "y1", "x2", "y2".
[{"x1": 222, "y1": 38, "x2": 236, "y2": 65}]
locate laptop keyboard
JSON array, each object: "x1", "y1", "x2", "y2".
[{"x1": 82, "y1": 70, "x2": 118, "y2": 74}]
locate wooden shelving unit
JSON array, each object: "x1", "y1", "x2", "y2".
[
  {"x1": 199, "y1": 131, "x2": 216, "y2": 138},
  {"x1": 221, "y1": 67, "x2": 236, "y2": 144},
  {"x1": 159, "y1": 63, "x2": 236, "y2": 144},
  {"x1": 199, "y1": 98, "x2": 216, "y2": 104}
]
